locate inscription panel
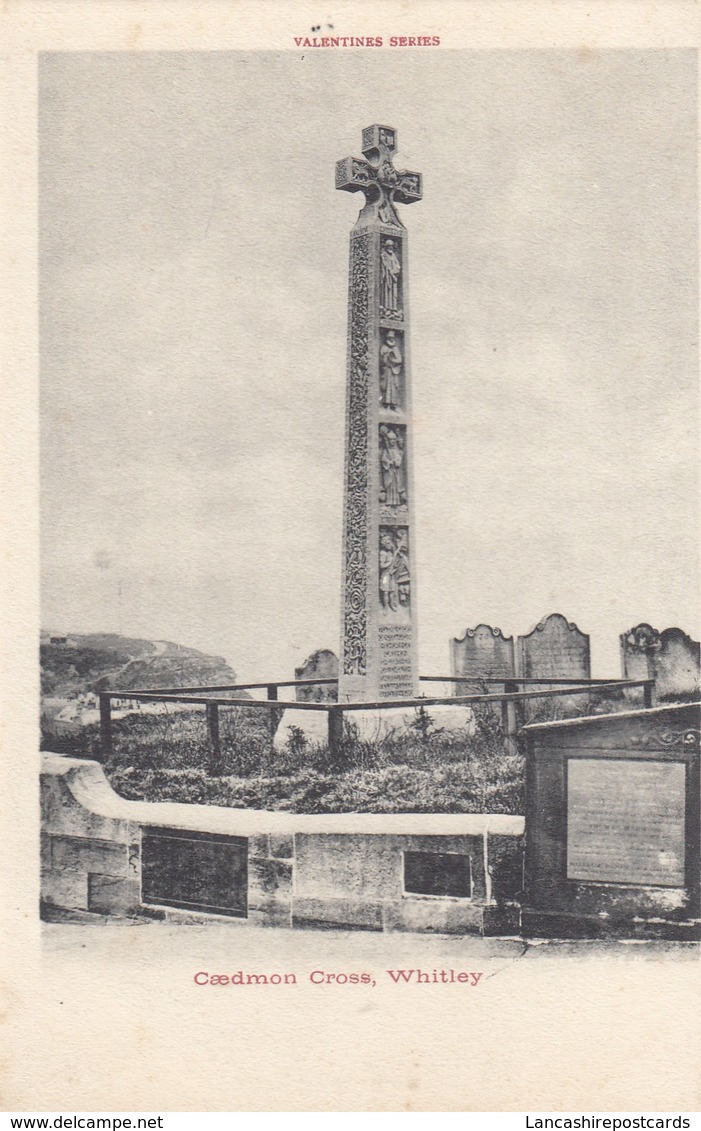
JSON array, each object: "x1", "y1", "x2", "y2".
[
  {"x1": 379, "y1": 624, "x2": 414, "y2": 697},
  {"x1": 404, "y1": 851, "x2": 472, "y2": 898},
  {"x1": 567, "y1": 758, "x2": 686, "y2": 887},
  {"x1": 141, "y1": 827, "x2": 248, "y2": 917}
]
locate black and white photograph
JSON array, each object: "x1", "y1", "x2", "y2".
[{"x1": 3, "y1": 3, "x2": 700, "y2": 1114}]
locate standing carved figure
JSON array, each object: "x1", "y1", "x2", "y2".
[
  {"x1": 379, "y1": 533, "x2": 399, "y2": 612},
  {"x1": 379, "y1": 330, "x2": 403, "y2": 409},
  {"x1": 380, "y1": 238, "x2": 401, "y2": 313},
  {"x1": 379, "y1": 426, "x2": 407, "y2": 506},
  {"x1": 378, "y1": 528, "x2": 411, "y2": 613},
  {"x1": 394, "y1": 529, "x2": 411, "y2": 607}
]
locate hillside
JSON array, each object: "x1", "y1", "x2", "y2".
[{"x1": 40, "y1": 633, "x2": 237, "y2": 698}]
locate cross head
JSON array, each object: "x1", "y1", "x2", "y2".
[{"x1": 336, "y1": 124, "x2": 422, "y2": 225}]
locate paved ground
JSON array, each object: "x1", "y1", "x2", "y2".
[
  {"x1": 23, "y1": 921, "x2": 699, "y2": 1112},
  {"x1": 42, "y1": 916, "x2": 698, "y2": 981}
]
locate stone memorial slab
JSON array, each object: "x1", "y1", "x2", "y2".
[
  {"x1": 522, "y1": 702, "x2": 701, "y2": 939},
  {"x1": 336, "y1": 125, "x2": 421, "y2": 702},
  {"x1": 141, "y1": 827, "x2": 248, "y2": 918}
]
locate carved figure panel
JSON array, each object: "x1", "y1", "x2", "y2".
[
  {"x1": 379, "y1": 526, "x2": 411, "y2": 621},
  {"x1": 379, "y1": 424, "x2": 407, "y2": 507},
  {"x1": 379, "y1": 328, "x2": 403, "y2": 410},
  {"x1": 380, "y1": 237, "x2": 402, "y2": 319}
]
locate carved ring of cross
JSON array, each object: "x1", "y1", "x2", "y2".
[{"x1": 335, "y1": 124, "x2": 422, "y2": 216}]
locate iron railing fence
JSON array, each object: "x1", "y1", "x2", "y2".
[{"x1": 99, "y1": 675, "x2": 655, "y2": 773}]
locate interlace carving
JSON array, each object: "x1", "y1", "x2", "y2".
[{"x1": 342, "y1": 232, "x2": 370, "y2": 675}]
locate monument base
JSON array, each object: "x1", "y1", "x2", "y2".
[
  {"x1": 271, "y1": 703, "x2": 475, "y2": 752},
  {"x1": 272, "y1": 710, "x2": 330, "y2": 753},
  {"x1": 344, "y1": 704, "x2": 474, "y2": 744}
]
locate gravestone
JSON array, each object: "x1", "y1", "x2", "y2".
[
  {"x1": 517, "y1": 613, "x2": 591, "y2": 720},
  {"x1": 518, "y1": 613, "x2": 591, "y2": 681},
  {"x1": 619, "y1": 622, "x2": 659, "y2": 690},
  {"x1": 657, "y1": 628, "x2": 701, "y2": 700},
  {"x1": 295, "y1": 649, "x2": 339, "y2": 703},
  {"x1": 336, "y1": 125, "x2": 422, "y2": 702},
  {"x1": 621, "y1": 624, "x2": 700, "y2": 702},
  {"x1": 451, "y1": 624, "x2": 515, "y2": 692},
  {"x1": 521, "y1": 702, "x2": 701, "y2": 939}
]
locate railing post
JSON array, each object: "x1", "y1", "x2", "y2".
[
  {"x1": 328, "y1": 707, "x2": 343, "y2": 761},
  {"x1": 266, "y1": 684, "x2": 282, "y2": 743},
  {"x1": 643, "y1": 680, "x2": 655, "y2": 709},
  {"x1": 99, "y1": 694, "x2": 113, "y2": 760},
  {"x1": 206, "y1": 702, "x2": 222, "y2": 775},
  {"x1": 502, "y1": 681, "x2": 519, "y2": 756}
]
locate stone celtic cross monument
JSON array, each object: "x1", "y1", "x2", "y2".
[{"x1": 336, "y1": 125, "x2": 422, "y2": 702}]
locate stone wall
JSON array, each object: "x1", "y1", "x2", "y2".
[{"x1": 41, "y1": 754, "x2": 524, "y2": 936}]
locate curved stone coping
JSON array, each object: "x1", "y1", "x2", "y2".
[
  {"x1": 521, "y1": 701, "x2": 701, "y2": 734},
  {"x1": 41, "y1": 754, "x2": 524, "y2": 837}
]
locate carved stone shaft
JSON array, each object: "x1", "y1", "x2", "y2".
[{"x1": 336, "y1": 125, "x2": 421, "y2": 702}]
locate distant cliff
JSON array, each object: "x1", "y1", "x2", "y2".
[{"x1": 40, "y1": 633, "x2": 237, "y2": 698}]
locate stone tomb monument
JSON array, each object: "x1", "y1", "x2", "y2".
[
  {"x1": 336, "y1": 125, "x2": 422, "y2": 703},
  {"x1": 521, "y1": 702, "x2": 700, "y2": 939}
]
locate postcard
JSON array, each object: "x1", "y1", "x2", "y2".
[{"x1": 2, "y1": 0, "x2": 700, "y2": 1114}]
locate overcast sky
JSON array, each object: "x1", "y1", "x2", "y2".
[{"x1": 40, "y1": 49, "x2": 698, "y2": 679}]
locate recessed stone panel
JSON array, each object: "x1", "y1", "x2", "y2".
[
  {"x1": 403, "y1": 851, "x2": 472, "y2": 898},
  {"x1": 141, "y1": 827, "x2": 248, "y2": 918}
]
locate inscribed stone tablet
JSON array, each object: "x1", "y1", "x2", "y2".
[
  {"x1": 567, "y1": 759, "x2": 686, "y2": 887},
  {"x1": 141, "y1": 827, "x2": 248, "y2": 917},
  {"x1": 404, "y1": 851, "x2": 472, "y2": 898}
]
